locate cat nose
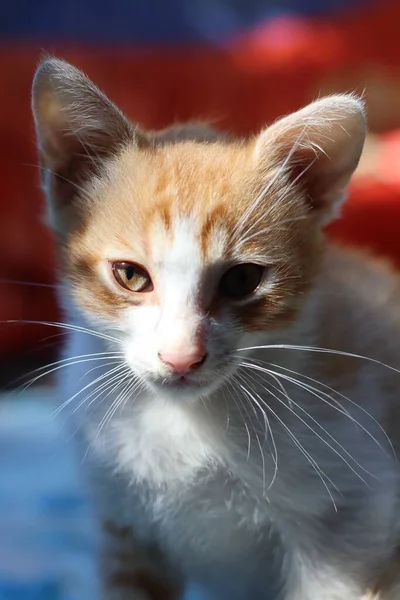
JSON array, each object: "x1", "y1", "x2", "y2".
[{"x1": 158, "y1": 348, "x2": 207, "y2": 374}]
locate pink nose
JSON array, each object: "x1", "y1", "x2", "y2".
[{"x1": 158, "y1": 348, "x2": 207, "y2": 374}]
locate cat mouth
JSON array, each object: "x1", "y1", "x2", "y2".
[
  {"x1": 169, "y1": 377, "x2": 207, "y2": 389},
  {"x1": 150, "y1": 375, "x2": 210, "y2": 392}
]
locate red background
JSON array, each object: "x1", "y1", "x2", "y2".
[{"x1": 2, "y1": 1, "x2": 400, "y2": 363}]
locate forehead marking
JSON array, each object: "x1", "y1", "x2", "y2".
[{"x1": 200, "y1": 203, "x2": 229, "y2": 261}]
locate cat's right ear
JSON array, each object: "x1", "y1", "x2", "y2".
[
  {"x1": 32, "y1": 57, "x2": 139, "y2": 234},
  {"x1": 252, "y1": 94, "x2": 366, "y2": 226}
]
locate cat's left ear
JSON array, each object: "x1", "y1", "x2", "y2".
[
  {"x1": 32, "y1": 57, "x2": 140, "y2": 233},
  {"x1": 253, "y1": 95, "x2": 366, "y2": 225}
]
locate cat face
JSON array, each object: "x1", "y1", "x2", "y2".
[
  {"x1": 32, "y1": 58, "x2": 366, "y2": 401},
  {"x1": 57, "y1": 143, "x2": 316, "y2": 401}
]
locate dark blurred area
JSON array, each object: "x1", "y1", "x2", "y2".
[{"x1": 2, "y1": 0, "x2": 400, "y2": 382}]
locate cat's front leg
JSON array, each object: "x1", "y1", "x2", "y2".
[{"x1": 99, "y1": 519, "x2": 183, "y2": 600}]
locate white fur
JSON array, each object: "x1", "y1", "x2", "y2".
[{"x1": 59, "y1": 228, "x2": 400, "y2": 600}]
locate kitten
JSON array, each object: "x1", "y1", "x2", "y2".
[{"x1": 32, "y1": 58, "x2": 400, "y2": 600}]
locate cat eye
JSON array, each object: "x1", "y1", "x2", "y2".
[
  {"x1": 111, "y1": 261, "x2": 153, "y2": 293},
  {"x1": 219, "y1": 263, "x2": 264, "y2": 299}
]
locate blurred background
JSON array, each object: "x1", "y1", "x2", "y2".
[{"x1": 1, "y1": 0, "x2": 400, "y2": 598}]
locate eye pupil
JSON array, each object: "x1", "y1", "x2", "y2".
[
  {"x1": 125, "y1": 265, "x2": 135, "y2": 280},
  {"x1": 219, "y1": 264, "x2": 264, "y2": 299}
]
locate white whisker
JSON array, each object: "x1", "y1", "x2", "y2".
[
  {"x1": 73, "y1": 365, "x2": 128, "y2": 414},
  {"x1": 238, "y1": 379, "x2": 338, "y2": 510},
  {"x1": 233, "y1": 372, "x2": 268, "y2": 497},
  {"x1": 235, "y1": 371, "x2": 278, "y2": 492},
  {"x1": 84, "y1": 375, "x2": 143, "y2": 461},
  {"x1": 65, "y1": 368, "x2": 131, "y2": 444},
  {"x1": 236, "y1": 344, "x2": 400, "y2": 377},
  {"x1": 5, "y1": 319, "x2": 121, "y2": 344},
  {"x1": 237, "y1": 353, "x2": 396, "y2": 460},
  {"x1": 226, "y1": 379, "x2": 252, "y2": 462},
  {"x1": 266, "y1": 361, "x2": 394, "y2": 458},
  {"x1": 231, "y1": 124, "x2": 311, "y2": 244},
  {"x1": 22, "y1": 354, "x2": 123, "y2": 393},
  {"x1": 54, "y1": 363, "x2": 125, "y2": 416},
  {"x1": 241, "y1": 362, "x2": 376, "y2": 483}
]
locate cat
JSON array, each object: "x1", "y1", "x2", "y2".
[{"x1": 31, "y1": 57, "x2": 400, "y2": 600}]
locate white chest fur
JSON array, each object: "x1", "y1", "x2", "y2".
[{"x1": 107, "y1": 397, "x2": 222, "y2": 486}]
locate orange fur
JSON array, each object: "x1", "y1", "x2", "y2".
[{"x1": 60, "y1": 140, "x2": 318, "y2": 333}]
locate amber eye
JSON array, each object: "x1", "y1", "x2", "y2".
[
  {"x1": 111, "y1": 262, "x2": 153, "y2": 293},
  {"x1": 219, "y1": 263, "x2": 264, "y2": 299}
]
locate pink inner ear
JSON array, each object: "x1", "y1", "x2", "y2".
[
  {"x1": 277, "y1": 134, "x2": 362, "y2": 220},
  {"x1": 254, "y1": 95, "x2": 366, "y2": 225},
  {"x1": 33, "y1": 58, "x2": 138, "y2": 217},
  {"x1": 288, "y1": 157, "x2": 335, "y2": 213},
  {"x1": 278, "y1": 141, "x2": 325, "y2": 213}
]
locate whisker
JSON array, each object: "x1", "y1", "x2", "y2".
[
  {"x1": 236, "y1": 344, "x2": 400, "y2": 377},
  {"x1": 231, "y1": 124, "x2": 311, "y2": 244},
  {"x1": 54, "y1": 363, "x2": 126, "y2": 416},
  {"x1": 65, "y1": 367, "x2": 131, "y2": 443},
  {"x1": 110, "y1": 377, "x2": 144, "y2": 424},
  {"x1": 84, "y1": 368, "x2": 132, "y2": 415},
  {"x1": 226, "y1": 379, "x2": 252, "y2": 461},
  {"x1": 236, "y1": 177, "x2": 309, "y2": 248},
  {"x1": 235, "y1": 371, "x2": 278, "y2": 492},
  {"x1": 25, "y1": 163, "x2": 93, "y2": 199},
  {"x1": 236, "y1": 215, "x2": 307, "y2": 247},
  {"x1": 238, "y1": 378, "x2": 338, "y2": 510},
  {"x1": 0, "y1": 278, "x2": 56, "y2": 289},
  {"x1": 253, "y1": 364, "x2": 378, "y2": 483},
  {"x1": 265, "y1": 360, "x2": 394, "y2": 459},
  {"x1": 85, "y1": 375, "x2": 142, "y2": 460},
  {"x1": 23, "y1": 354, "x2": 123, "y2": 394},
  {"x1": 240, "y1": 362, "x2": 375, "y2": 485},
  {"x1": 7, "y1": 350, "x2": 122, "y2": 393},
  {"x1": 239, "y1": 365, "x2": 337, "y2": 493},
  {"x1": 234, "y1": 353, "x2": 393, "y2": 459},
  {"x1": 4, "y1": 319, "x2": 121, "y2": 344},
  {"x1": 220, "y1": 387, "x2": 231, "y2": 431},
  {"x1": 72, "y1": 365, "x2": 128, "y2": 414},
  {"x1": 233, "y1": 372, "x2": 268, "y2": 496}
]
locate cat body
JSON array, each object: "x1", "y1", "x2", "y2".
[{"x1": 32, "y1": 58, "x2": 400, "y2": 599}]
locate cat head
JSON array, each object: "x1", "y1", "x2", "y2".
[{"x1": 32, "y1": 58, "x2": 366, "y2": 402}]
